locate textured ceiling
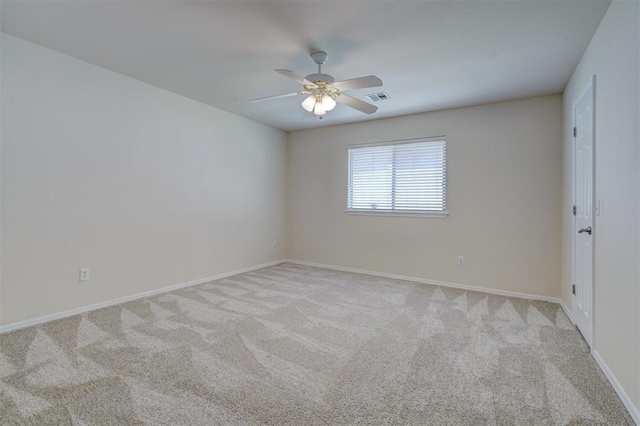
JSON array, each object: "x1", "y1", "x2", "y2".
[{"x1": 2, "y1": 0, "x2": 610, "y2": 131}]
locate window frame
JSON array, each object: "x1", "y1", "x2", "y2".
[{"x1": 345, "y1": 136, "x2": 448, "y2": 218}]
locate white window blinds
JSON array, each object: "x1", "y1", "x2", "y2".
[{"x1": 347, "y1": 139, "x2": 446, "y2": 213}]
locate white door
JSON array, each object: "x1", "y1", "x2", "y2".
[{"x1": 574, "y1": 82, "x2": 594, "y2": 347}]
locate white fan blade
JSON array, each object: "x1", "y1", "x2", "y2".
[
  {"x1": 333, "y1": 75, "x2": 382, "y2": 91},
  {"x1": 336, "y1": 94, "x2": 378, "y2": 114},
  {"x1": 250, "y1": 92, "x2": 302, "y2": 103},
  {"x1": 275, "y1": 69, "x2": 313, "y2": 86}
]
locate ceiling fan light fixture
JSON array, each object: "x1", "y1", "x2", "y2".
[
  {"x1": 256, "y1": 51, "x2": 381, "y2": 117},
  {"x1": 321, "y1": 94, "x2": 337, "y2": 111},
  {"x1": 301, "y1": 95, "x2": 316, "y2": 112},
  {"x1": 313, "y1": 101, "x2": 327, "y2": 116}
]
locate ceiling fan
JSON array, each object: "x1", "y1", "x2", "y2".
[{"x1": 251, "y1": 51, "x2": 383, "y2": 117}]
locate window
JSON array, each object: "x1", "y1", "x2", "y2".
[{"x1": 347, "y1": 138, "x2": 447, "y2": 215}]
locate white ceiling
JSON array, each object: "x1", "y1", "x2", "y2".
[{"x1": 2, "y1": 0, "x2": 610, "y2": 131}]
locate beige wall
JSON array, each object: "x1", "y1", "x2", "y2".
[
  {"x1": 1, "y1": 35, "x2": 288, "y2": 325},
  {"x1": 288, "y1": 95, "x2": 562, "y2": 299},
  {"x1": 561, "y1": 0, "x2": 640, "y2": 413}
]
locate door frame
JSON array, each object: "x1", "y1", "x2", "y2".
[{"x1": 572, "y1": 74, "x2": 596, "y2": 347}]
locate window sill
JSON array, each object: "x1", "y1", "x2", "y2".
[{"x1": 345, "y1": 210, "x2": 449, "y2": 218}]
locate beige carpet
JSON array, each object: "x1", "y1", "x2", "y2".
[{"x1": 0, "y1": 263, "x2": 633, "y2": 425}]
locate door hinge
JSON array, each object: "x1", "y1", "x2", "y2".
[
  {"x1": 573, "y1": 127, "x2": 577, "y2": 137},
  {"x1": 573, "y1": 205, "x2": 576, "y2": 216},
  {"x1": 572, "y1": 284, "x2": 576, "y2": 295}
]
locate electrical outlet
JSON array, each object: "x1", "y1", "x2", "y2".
[
  {"x1": 457, "y1": 256, "x2": 465, "y2": 266},
  {"x1": 79, "y1": 268, "x2": 90, "y2": 282},
  {"x1": 272, "y1": 239, "x2": 277, "y2": 248}
]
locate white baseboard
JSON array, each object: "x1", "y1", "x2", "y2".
[
  {"x1": 0, "y1": 259, "x2": 286, "y2": 334},
  {"x1": 283, "y1": 259, "x2": 561, "y2": 304},
  {"x1": 560, "y1": 298, "x2": 575, "y2": 324},
  {"x1": 592, "y1": 350, "x2": 640, "y2": 425}
]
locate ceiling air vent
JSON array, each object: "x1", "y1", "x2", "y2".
[{"x1": 366, "y1": 92, "x2": 391, "y2": 102}]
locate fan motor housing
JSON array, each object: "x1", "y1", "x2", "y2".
[{"x1": 305, "y1": 73, "x2": 335, "y2": 83}]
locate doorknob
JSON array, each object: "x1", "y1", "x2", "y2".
[{"x1": 578, "y1": 226, "x2": 592, "y2": 235}]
